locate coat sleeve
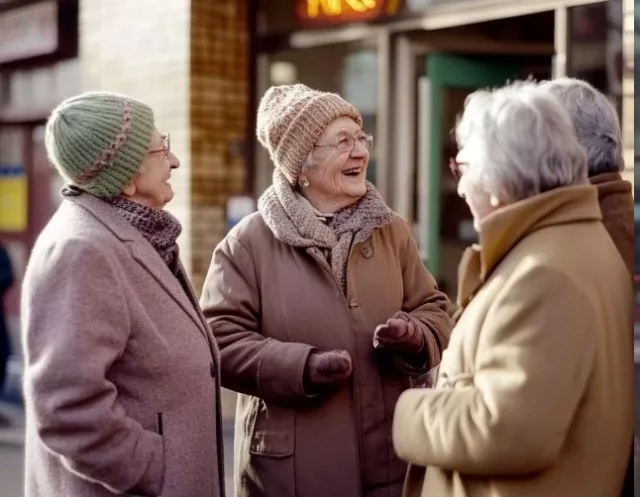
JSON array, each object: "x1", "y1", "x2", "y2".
[
  {"x1": 201, "y1": 234, "x2": 316, "y2": 406},
  {"x1": 392, "y1": 266, "x2": 597, "y2": 475},
  {"x1": 22, "y1": 239, "x2": 164, "y2": 496},
  {"x1": 393, "y1": 224, "x2": 453, "y2": 375}
]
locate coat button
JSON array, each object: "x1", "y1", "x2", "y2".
[
  {"x1": 348, "y1": 301, "x2": 359, "y2": 309},
  {"x1": 210, "y1": 362, "x2": 216, "y2": 377},
  {"x1": 361, "y1": 244, "x2": 373, "y2": 258}
]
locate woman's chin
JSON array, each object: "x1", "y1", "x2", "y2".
[{"x1": 342, "y1": 179, "x2": 367, "y2": 198}]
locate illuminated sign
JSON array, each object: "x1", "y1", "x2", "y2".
[{"x1": 296, "y1": 0, "x2": 401, "y2": 26}]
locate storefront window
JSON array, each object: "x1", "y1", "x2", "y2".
[{"x1": 567, "y1": 0, "x2": 623, "y2": 118}]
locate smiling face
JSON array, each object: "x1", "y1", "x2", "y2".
[
  {"x1": 299, "y1": 117, "x2": 371, "y2": 213},
  {"x1": 121, "y1": 128, "x2": 179, "y2": 210}
]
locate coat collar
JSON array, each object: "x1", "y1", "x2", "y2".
[
  {"x1": 63, "y1": 191, "x2": 211, "y2": 342},
  {"x1": 589, "y1": 171, "x2": 633, "y2": 202},
  {"x1": 457, "y1": 185, "x2": 602, "y2": 309}
]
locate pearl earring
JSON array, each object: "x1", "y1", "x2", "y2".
[
  {"x1": 299, "y1": 179, "x2": 310, "y2": 188},
  {"x1": 489, "y1": 195, "x2": 500, "y2": 207}
]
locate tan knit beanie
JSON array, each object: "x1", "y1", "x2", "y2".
[{"x1": 256, "y1": 84, "x2": 363, "y2": 184}]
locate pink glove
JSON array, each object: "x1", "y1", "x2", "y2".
[{"x1": 373, "y1": 315, "x2": 424, "y2": 355}]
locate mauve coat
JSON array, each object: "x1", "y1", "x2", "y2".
[
  {"x1": 21, "y1": 192, "x2": 225, "y2": 497},
  {"x1": 200, "y1": 212, "x2": 452, "y2": 497}
]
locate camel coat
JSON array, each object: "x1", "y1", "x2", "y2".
[
  {"x1": 21, "y1": 193, "x2": 225, "y2": 497},
  {"x1": 201, "y1": 211, "x2": 452, "y2": 497},
  {"x1": 393, "y1": 185, "x2": 633, "y2": 497}
]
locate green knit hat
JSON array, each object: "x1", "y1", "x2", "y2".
[{"x1": 45, "y1": 91, "x2": 155, "y2": 198}]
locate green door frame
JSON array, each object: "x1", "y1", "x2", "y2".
[{"x1": 425, "y1": 53, "x2": 521, "y2": 277}]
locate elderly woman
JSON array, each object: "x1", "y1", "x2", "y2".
[
  {"x1": 391, "y1": 80, "x2": 633, "y2": 497},
  {"x1": 540, "y1": 77, "x2": 633, "y2": 275},
  {"x1": 201, "y1": 83, "x2": 452, "y2": 497},
  {"x1": 21, "y1": 92, "x2": 225, "y2": 497},
  {"x1": 540, "y1": 77, "x2": 635, "y2": 497}
]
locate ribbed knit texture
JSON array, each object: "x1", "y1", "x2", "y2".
[
  {"x1": 45, "y1": 91, "x2": 155, "y2": 198},
  {"x1": 256, "y1": 84, "x2": 363, "y2": 184}
]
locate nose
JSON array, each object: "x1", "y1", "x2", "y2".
[
  {"x1": 168, "y1": 151, "x2": 180, "y2": 169},
  {"x1": 457, "y1": 176, "x2": 466, "y2": 199},
  {"x1": 350, "y1": 141, "x2": 368, "y2": 158}
]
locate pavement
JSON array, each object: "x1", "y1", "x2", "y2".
[{"x1": 0, "y1": 400, "x2": 236, "y2": 497}]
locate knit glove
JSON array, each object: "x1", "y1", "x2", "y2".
[
  {"x1": 373, "y1": 315, "x2": 425, "y2": 355},
  {"x1": 303, "y1": 350, "x2": 353, "y2": 394}
]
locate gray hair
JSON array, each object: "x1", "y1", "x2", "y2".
[
  {"x1": 455, "y1": 80, "x2": 588, "y2": 203},
  {"x1": 302, "y1": 152, "x2": 314, "y2": 172},
  {"x1": 539, "y1": 77, "x2": 623, "y2": 176}
]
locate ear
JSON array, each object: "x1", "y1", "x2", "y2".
[{"x1": 121, "y1": 180, "x2": 136, "y2": 197}]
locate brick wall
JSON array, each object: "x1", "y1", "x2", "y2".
[{"x1": 190, "y1": 0, "x2": 249, "y2": 294}]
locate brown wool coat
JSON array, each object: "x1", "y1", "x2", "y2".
[
  {"x1": 21, "y1": 193, "x2": 225, "y2": 497},
  {"x1": 201, "y1": 211, "x2": 452, "y2": 497},
  {"x1": 590, "y1": 172, "x2": 634, "y2": 275},
  {"x1": 393, "y1": 185, "x2": 633, "y2": 497}
]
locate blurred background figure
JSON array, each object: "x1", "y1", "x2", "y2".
[
  {"x1": 541, "y1": 77, "x2": 633, "y2": 274},
  {"x1": 0, "y1": 243, "x2": 14, "y2": 425}
]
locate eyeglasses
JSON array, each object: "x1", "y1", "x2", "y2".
[
  {"x1": 148, "y1": 133, "x2": 170, "y2": 159},
  {"x1": 314, "y1": 132, "x2": 373, "y2": 153},
  {"x1": 449, "y1": 157, "x2": 467, "y2": 181}
]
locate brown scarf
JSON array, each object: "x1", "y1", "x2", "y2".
[
  {"x1": 104, "y1": 196, "x2": 183, "y2": 268},
  {"x1": 258, "y1": 169, "x2": 394, "y2": 293}
]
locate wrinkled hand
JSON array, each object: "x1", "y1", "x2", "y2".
[
  {"x1": 373, "y1": 315, "x2": 424, "y2": 355},
  {"x1": 303, "y1": 350, "x2": 353, "y2": 393}
]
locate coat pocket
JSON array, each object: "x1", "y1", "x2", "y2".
[
  {"x1": 127, "y1": 413, "x2": 166, "y2": 497},
  {"x1": 248, "y1": 399, "x2": 294, "y2": 458}
]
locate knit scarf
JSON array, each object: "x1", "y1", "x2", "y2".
[
  {"x1": 105, "y1": 196, "x2": 183, "y2": 268},
  {"x1": 258, "y1": 169, "x2": 394, "y2": 293}
]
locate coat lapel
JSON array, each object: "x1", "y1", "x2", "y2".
[
  {"x1": 65, "y1": 192, "x2": 210, "y2": 342},
  {"x1": 128, "y1": 242, "x2": 210, "y2": 341}
]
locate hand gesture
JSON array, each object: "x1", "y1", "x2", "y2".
[{"x1": 373, "y1": 315, "x2": 424, "y2": 355}]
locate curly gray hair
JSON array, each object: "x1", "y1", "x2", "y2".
[
  {"x1": 539, "y1": 77, "x2": 623, "y2": 176},
  {"x1": 455, "y1": 80, "x2": 588, "y2": 204}
]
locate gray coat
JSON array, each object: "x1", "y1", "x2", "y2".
[{"x1": 21, "y1": 192, "x2": 225, "y2": 497}]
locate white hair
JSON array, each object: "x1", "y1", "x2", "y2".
[
  {"x1": 455, "y1": 80, "x2": 588, "y2": 203},
  {"x1": 539, "y1": 77, "x2": 623, "y2": 176}
]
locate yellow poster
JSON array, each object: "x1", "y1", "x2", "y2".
[{"x1": 0, "y1": 164, "x2": 27, "y2": 231}]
